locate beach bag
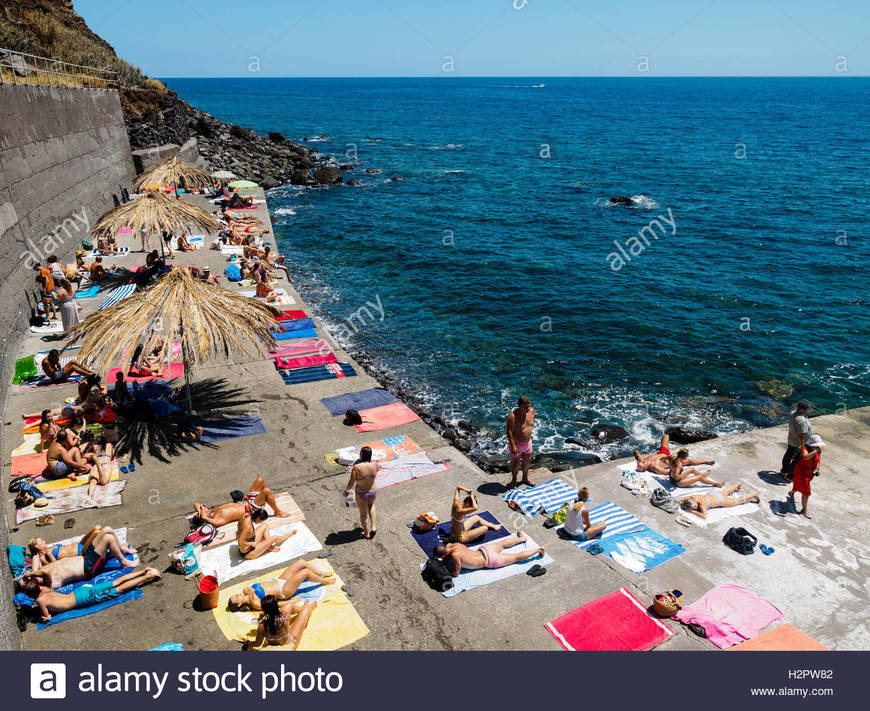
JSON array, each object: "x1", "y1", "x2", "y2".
[
  {"x1": 342, "y1": 409, "x2": 362, "y2": 426},
  {"x1": 723, "y1": 527, "x2": 757, "y2": 555},
  {"x1": 653, "y1": 589, "x2": 685, "y2": 618},
  {"x1": 651, "y1": 488, "x2": 678, "y2": 514},
  {"x1": 620, "y1": 472, "x2": 642, "y2": 491},
  {"x1": 412, "y1": 512, "x2": 439, "y2": 533},
  {"x1": 185, "y1": 523, "x2": 216, "y2": 546},
  {"x1": 170, "y1": 543, "x2": 200, "y2": 575},
  {"x1": 421, "y1": 556, "x2": 453, "y2": 592},
  {"x1": 552, "y1": 502, "x2": 569, "y2": 525}
]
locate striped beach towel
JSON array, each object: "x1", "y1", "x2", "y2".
[
  {"x1": 98, "y1": 283, "x2": 136, "y2": 310},
  {"x1": 282, "y1": 362, "x2": 357, "y2": 385},
  {"x1": 502, "y1": 478, "x2": 578, "y2": 517},
  {"x1": 570, "y1": 501, "x2": 646, "y2": 549}
]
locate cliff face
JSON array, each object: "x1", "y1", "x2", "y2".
[{"x1": 1, "y1": 0, "x2": 341, "y2": 186}]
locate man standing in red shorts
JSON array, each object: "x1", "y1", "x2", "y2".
[
  {"x1": 787, "y1": 434, "x2": 825, "y2": 520},
  {"x1": 507, "y1": 396, "x2": 535, "y2": 488}
]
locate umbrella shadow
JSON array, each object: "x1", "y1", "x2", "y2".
[{"x1": 116, "y1": 377, "x2": 260, "y2": 464}]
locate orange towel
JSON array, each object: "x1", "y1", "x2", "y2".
[
  {"x1": 727, "y1": 624, "x2": 829, "y2": 651},
  {"x1": 11, "y1": 452, "x2": 48, "y2": 478},
  {"x1": 353, "y1": 402, "x2": 420, "y2": 433}
]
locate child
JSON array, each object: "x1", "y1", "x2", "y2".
[{"x1": 561, "y1": 487, "x2": 607, "y2": 541}]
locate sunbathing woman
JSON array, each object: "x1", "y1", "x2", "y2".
[
  {"x1": 236, "y1": 509, "x2": 296, "y2": 560},
  {"x1": 38, "y1": 409, "x2": 59, "y2": 453},
  {"x1": 28, "y1": 526, "x2": 135, "y2": 568},
  {"x1": 667, "y1": 459, "x2": 725, "y2": 488},
  {"x1": 193, "y1": 477, "x2": 292, "y2": 527},
  {"x1": 343, "y1": 446, "x2": 379, "y2": 539},
  {"x1": 449, "y1": 486, "x2": 502, "y2": 543},
  {"x1": 680, "y1": 483, "x2": 761, "y2": 519},
  {"x1": 176, "y1": 233, "x2": 194, "y2": 252},
  {"x1": 134, "y1": 339, "x2": 165, "y2": 376},
  {"x1": 229, "y1": 560, "x2": 335, "y2": 611},
  {"x1": 255, "y1": 274, "x2": 279, "y2": 303},
  {"x1": 243, "y1": 596, "x2": 316, "y2": 651}
]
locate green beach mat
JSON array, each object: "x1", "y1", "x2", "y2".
[{"x1": 13, "y1": 355, "x2": 38, "y2": 384}]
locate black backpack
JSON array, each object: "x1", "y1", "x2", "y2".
[
  {"x1": 723, "y1": 527, "x2": 757, "y2": 555},
  {"x1": 343, "y1": 409, "x2": 362, "y2": 426},
  {"x1": 421, "y1": 557, "x2": 454, "y2": 592}
]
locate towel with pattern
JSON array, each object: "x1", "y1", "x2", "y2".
[{"x1": 502, "y1": 478, "x2": 578, "y2": 516}]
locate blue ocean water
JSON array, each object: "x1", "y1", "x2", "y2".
[{"x1": 168, "y1": 77, "x2": 869, "y2": 459}]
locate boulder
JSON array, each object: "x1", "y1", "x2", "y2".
[
  {"x1": 259, "y1": 174, "x2": 280, "y2": 189},
  {"x1": 314, "y1": 166, "x2": 343, "y2": 185},
  {"x1": 608, "y1": 196, "x2": 634, "y2": 206},
  {"x1": 566, "y1": 422, "x2": 629, "y2": 447},
  {"x1": 290, "y1": 168, "x2": 315, "y2": 186},
  {"x1": 665, "y1": 426, "x2": 718, "y2": 444},
  {"x1": 346, "y1": 180, "x2": 363, "y2": 186},
  {"x1": 268, "y1": 131, "x2": 287, "y2": 143},
  {"x1": 339, "y1": 164, "x2": 354, "y2": 171},
  {"x1": 532, "y1": 451, "x2": 602, "y2": 472},
  {"x1": 365, "y1": 168, "x2": 383, "y2": 174}
]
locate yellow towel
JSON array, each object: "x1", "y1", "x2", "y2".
[
  {"x1": 11, "y1": 433, "x2": 42, "y2": 458},
  {"x1": 211, "y1": 560, "x2": 369, "y2": 651},
  {"x1": 37, "y1": 461, "x2": 120, "y2": 493}
]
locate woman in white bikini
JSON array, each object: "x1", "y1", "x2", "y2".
[
  {"x1": 680, "y1": 484, "x2": 761, "y2": 519},
  {"x1": 343, "y1": 446, "x2": 379, "y2": 539},
  {"x1": 244, "y1": 596, "x2": 316, "y2": 650}
]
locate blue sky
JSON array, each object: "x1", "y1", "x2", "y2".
[{"x1": 75, "y1": 0, "x2": 870, "y2": 77}]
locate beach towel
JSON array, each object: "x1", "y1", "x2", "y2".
[
  {"x1": 98, "y1": 283, "x2": 136, "y2": 310},
  {"x1": 212, "y1": 560, "x2": 369, "y2": 650},
  {"x1": 37, "y1": 461, "x2": 121, "y2": 493},
  {"x1": 20, "y1": 374, "x2": 84, "y2": 389},
  {"x1": 320, "y1": 388, "x2": 398, "y2": 416},
  {"x1": 273, "y1": 317, "x2": 316, "y2": 333},
  {"x1": 353, "y1": 402, "x2": 420, "y2": 432},
  {"x1": 221, "y1": 246, "x2": 244, "y2": 255},
  {"x1": 11, "y1": 452, "x2": 48, "y2": 478},
  {"x1": 727, "y1": 624, "x2": 829, "y2": 651},
  {"x1": 546, "y1": 587, "x2": 673, "y2": 651},
  {"x1": 36, "y1": 568, "x2": 143, "y2": 630},
  {"x1": 10, "y1": 433, "x2": 42, "y2": 457},
  {"x1": 410, "y1": 510, "x2": 508, "y2": 559},
  {"x1": 88, "y1": 247, "x2": 131, "y2": 257},
  {"x1": 331, "y1": 434, "x2": 422, "y2": 465},
  {"x1": 199, "y1": 415, "x2": 267, "y2": 443},
  {"x1": 595, "y1": 527, "x2": 685, "y2": 574},
  {"x1": 106, "y1": 362, "x2": 184, "y2": 383},
  {"x1": 673, "y1": 583, "x2": 784, "y2": 649},
  {"x1": 197, "y1": 521, "x2": 321, "y2": 584},
  {"x1": 502, "y1": 478, "x2": 578, "y2": 517},
  {"x1": 224, "y1": 263, "x2": 242, "y2": 281},
  {"x1": 265, "y1": 339, "x2": 329, "y2": 358},
  {"x1": 74, "y1": 284, "x2": 101, "y2": 299},
  {"x1": 16, "y1": 480, "x2": 126, "y2": 524},
  {"x1": 30, "y1": 321, "x2": 63, "y2": 334},
  {"x1": 275, "y1": 310, "x2": 308, "y2": 321},
  {"x1": 436, "y1": 534, "x2": 552, "y2": 598},
  {"x1": 275, "y1": 353, "x2": 337, "y2": 370},
  {"x1": 681, "y1": 500, "x2": 762, "y2": 528},
  {"x1": 376, "y1": 451, "x2": 450, "y2": 489},
  {"x1": 283, "y1": 362, "x2": 356, "y2": 385},
  {"x1": 192, "y1": 493, "x2": 305, "y2": 550},
  {"x1": 567, "y1": 501, "x2": 646, "y2": 549},
  {"x1": 270, "y1": 328, "x2": 318, "y2": 342}
]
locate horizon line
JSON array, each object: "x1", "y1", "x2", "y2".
[{"x1": 158, "y1": 74, "x2": 869, "y2": 80}]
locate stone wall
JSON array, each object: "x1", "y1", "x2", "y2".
[
  {"x1": 131, "y1": 136, "x2": 205, "y2": 174},
  {"x1": 0, "y1": 83, "x2": 136, "y2": 650}
]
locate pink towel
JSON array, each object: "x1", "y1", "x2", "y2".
[
  {"x1": 265, "y1": 339, "x2": 329, "y2": 358},
  {"x1": 106, "y1": 362, "x2": 185, "y2": 383},
  {"x1": 673, "y1": 583, "x2": 784, "y2": 649},
  {"x1": 353, "y1": 402, "x2": 420, "y2": 433},
  {"x1": 275, "y1": 353, "x2": 337, "y2": 370}
]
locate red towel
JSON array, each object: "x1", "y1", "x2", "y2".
[
  {"x1": 275, "y1": 310, "x2": 307, "y2": 321},
  {"x1": 106, "y1": 362, "x2": 185, "y2": 383},
  {"x1": 353, "y1": 402, "x2": 420, "y2": 433},
  {"x1": 546, "y1": 588, "x2": 673, "y2": 651},
  {"x1": 275, "y1": 353, "x2": 337, "y2": 370},
  {"x1": 12, "y1": 452, "x2": 49, "y2": 478}
]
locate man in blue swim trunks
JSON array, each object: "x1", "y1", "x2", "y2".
[
  {"x1": 21, "y1": 567, "x2": 160, "y2": 623},
  {"x1": 45, "y1": 429, "x2": 101, "y2": 482}
]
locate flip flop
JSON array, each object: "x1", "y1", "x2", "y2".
[
  {"x1": 128, "y1": 462, "x2": 136, "y2": 472},
  {"x1": 316, "y1": 550, "x2": 333, "y2": 559},
  {"x1": 120, "y1": 466, "x2": 129, "y2": 474},
  {"x1": 760, "y1": 544, "x2": 775, "y2": 555},
  {"x1": 526, "y1": 564, "x2": 546, "y2": 577},
  {"x1": 586, "y1": 544, "x2": 603, "y2": 555},
  {"x1": 341, "y1": 584, "x2": 354, "y2": 597},
  {"x1": 675, "y1": 516, "x2": 692, "y2": 527}
]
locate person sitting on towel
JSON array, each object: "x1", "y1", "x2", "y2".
[
  {"x1": 243, "y1": 596, "x2": 316, "y2": 651},
  {"x1": 449, "y1": 486, "x2": 502, "y2": 543},
  {"x1": 41, "y1": 349, "x2": 93, "y2": 382},
  {"x1": 433, "y1": 532, "x2": 545, "y2": 576},
  {"x1": 45, "y1": 428, "x2": 101, "y2": 481},
  {"x1": 21, "y1": 567, "x2": 160, "y2": 623},
  {"x1": 236, "y1": 509, "x2": 296, "y2": 560},
  {"x1": 665, "y1": 450, "x2": 724, "y2": 488},
  {"x1": 680, "y1": 484, "x2": 761, "y2": 519},
  {"x1": 193, "y1": 477, "x2": 292, "y2": 527},
  {"x1": 111, "y1": 372, "x2": 134, "y2": 408},
  {"x1": 561, "y1": 487, "x2": 607, "y2": 541},
  {"x1": 27, "y1": 526, "x2": 135, "y2": 571},
  {"x1": 89, "y1": 256, "x2": 108, "y2": 282},
  {"x1": 229, "y1": 560, "x2": 335, "y2": 611}
]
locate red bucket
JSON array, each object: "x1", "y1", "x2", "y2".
[{"x1": 198, "y1": 575, "x2": 219, "y2": 610}]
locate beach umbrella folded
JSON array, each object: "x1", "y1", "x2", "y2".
[
  {"x1": 134, "y1": 156, "x2": 214, "y2": 192},
  {"x1": 91, "y1": 190, "x2": 221, "y2": 241}
]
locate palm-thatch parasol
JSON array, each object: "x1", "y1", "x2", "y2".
[
  {"x1": 65, "y1": 266, "x2": 280, "y2": 412},
  {"x1": 134, "y1": 156, "x2": 215, "y2": 192}
]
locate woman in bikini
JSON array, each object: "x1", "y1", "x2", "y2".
[
  {"x1": 235, "y1": 509, "x2": 296, "y2": 560},
  {"x1": 667, "y1": 449, "x2": 724, "y2": 488},
  {"x1": 449, "y1": 486, "x2": 502, "y2": 543},
  {"x1": 228, "y1": 560, "x2": 335, "y2": 611},
  {"x1": 343, "y1": 446, "x2": 379, "y2": 539},
  {"x1": 27, "y1": 526, "x2": 135, "y2": 567},
  {"x1": 38, "y1": 409, "x2": 60, "y2": 453},
  {"x1": 680, "y1": 483, "x2": 761, "y2": 519},
  {"x1": 244, "y1": 596, "x2": 316, "y2": 651}
]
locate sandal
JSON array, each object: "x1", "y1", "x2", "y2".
[
  {"x1": 800, "y1": 510, "x2": 812, "y2": 519},
  {"x1": 341, "y1": 584, "x2": 354, "y2": 597},
  {"x1": 526, "y1": 564, "x2": 546, "y2": 577}
]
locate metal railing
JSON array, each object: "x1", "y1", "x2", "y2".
[{"x1": 0, "y1": 47, "x2": 118, "y2": 89}]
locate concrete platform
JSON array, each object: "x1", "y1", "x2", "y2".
[{"x1": 3, "y1": 191, "x2": 868, "y2": 651}]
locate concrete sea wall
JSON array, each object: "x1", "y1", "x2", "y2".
[{"x1": 0, "y1": 83, "x2": 136, "y2": 649}]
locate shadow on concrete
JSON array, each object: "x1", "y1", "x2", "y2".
[
  {"x1": 324, "y1": 528, "x2": 365, "y2": 546},
  {"x1": 768, "y1": 499, "x2": 793, "y2": 517},
  {"x1": 757, "y1": 469, "x2": 790, "y2": 486},
  {"x1": 116, "y1": 377, "x2": 260, "y2": 464},
  {"x1": 477, "y1": 482, "x2": 509, "y2": 496}
]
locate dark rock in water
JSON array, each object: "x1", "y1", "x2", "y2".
[
  {"x1": 566, "y1": 423, "x2": 629, "y2": 447},
  {"x1": 346, "y1": 180, "x2": 362, "y2": 186},
  {"x1": 268, "y1": 131, "x2": 287, "y2": 144},
  {"x1": 478, "y1": 455, "x2": 509, "y2": 473},
  {"x1": 442, "y1": 427, "x2": 458, "y2": 442},
  {"x1": 259, "y1": 174, "x2": 280, "y2": 189},
  {"x1": 365, "y1": 168, "x2": 383, "y2": 174},
  {"x1": 388, "y1": 176, "x2": 403, "y2": 182},
  {"x1": 665, "y1": 426, "x2": 718, "y2": 444},
  {"x1": 314, "y1": 166, "x2": 343, "y2": 185},
  {"x1": 608, "y1": 196, "x2": 634, "y2": 206},
  {"x1": 339, "y1": 164, "x2": 353, "y2": 171},
  {"x1": 433, "y1": 415, "x2": 446, "y2": 427},
  {"x1": 533, "y1": 451, "x2": 602, "y2": 472},
  {"x1": 455, "y1": 439, "x2": 473, "y2": 452},
  {"x1": 458, "y1": 419, "x2": 477, "y2": 434},
  {"x1": 290, "y1": 168, "x2": 315, "y2": 186}
]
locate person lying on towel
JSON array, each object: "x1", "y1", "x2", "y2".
[
  {"x1": 193, "y1": 477, "x2": 292, "y2": 527},
  {"x1": 433, "y1": 532, "x2": 545, "y2": 576},
  {"x1": 41, "y1": 349, "x2": 93, "y2": 383},
  {"x1": 21, "y1": 567, "x2": 160, "y2": 623},
  {"x1": 26, "y1": 525, "x2": 119, "y2": 567},
  {"x1": 228, "y1": 560, "x2": 335, "y2": 612},
  {"x1": 236, "y1": 509, "x2": 296, "y2": 560},
  {"x1": 18, "y1": 527, "x2": 138, "y2": 590},
  {"x1": 45, "y1": 428, "x2": 101, "y2": 481},
  {"x1": 243, "y1": 597, "x2": 316, "y2": 651},
  {"x1": 680, "y1": 484, "x2": 761, "y2": 520}
]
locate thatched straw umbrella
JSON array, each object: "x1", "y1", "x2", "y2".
[
  {"x1": 65, "y1": 267, "x2": 280, "y2": 412},
  {"x1": 134, "y1": 156, "x2": 214, "y2": 192}
]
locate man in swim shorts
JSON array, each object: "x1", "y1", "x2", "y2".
[
  {"x1": 433, "y1": 531, "x2": 545, "y2": 577},
  {"x1": 633, "y1": 434, "x2": 675, "y2": 475},
  {"x1": 193, "y1": 477, "x2": 291, "y2": 527},
  {"x1": 45, "y1": 429, "x2": 101, "y2": 481},
  {"x1": 506, "y1": 396, "x2": 535, "y2": 488},
  {"x1": 21, "y1": 567, "x2": 160, "y2": 623}
]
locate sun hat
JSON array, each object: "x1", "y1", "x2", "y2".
[{"x1": 805, "y1": 434, "x2": 825, "y2": 448}]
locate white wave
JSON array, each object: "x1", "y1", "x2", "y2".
[
  {"x1": 272, "y1": 207, "x2": 297, "y2": 217},
  {"x1": 630, "y1": 194, "x2": 660, "y2": 209}
]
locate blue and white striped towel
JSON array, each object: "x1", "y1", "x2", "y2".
[
  {"x1": 98, "y1": 283, "x2": 136, "y2": 310},
  {"x1": 571, "y1": 501, "x2": 646, "y2": 549},
  {"x1": 502, "y1": 478, "x2": 578, "y2": 517}
]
